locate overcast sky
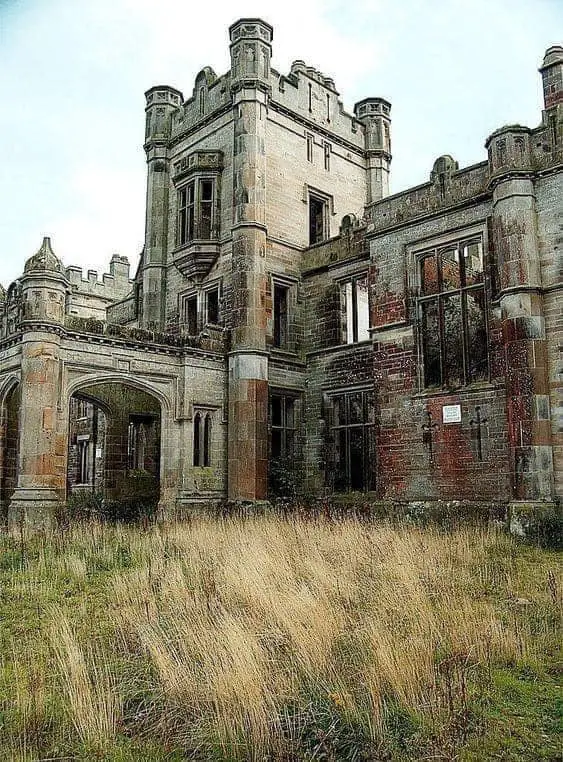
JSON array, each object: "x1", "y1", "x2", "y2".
[{"x1": 0, "y1": 0, "x2": 561, "y2": 286}]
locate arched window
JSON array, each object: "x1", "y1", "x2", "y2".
[
  {"x1": 199, "y1": 87, "x2": 205, "y2": 115},
  {"x1": 203, "y1": 414, "x2": 211, "y2": 467},
  {"x1": 193, "y1": 409, "x2": 212, "y2": 466},
  {"x1": 193, "y1": 412, "x2": 201, "y2": 466}
]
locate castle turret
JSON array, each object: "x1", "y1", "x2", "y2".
[
  {"x1": 227, "y1": 18, "x2": 273, "y2": 501},
  {"x1": 540, "y1": 45, "x2": 563, "y2": 110},
  {"x1": 539, "y1": 45, "x2": 563, "y2": 152},
  {"x1": 9, "y1": 238, "x2": 69, "y2": 526},
  {"x1": 354, "y1": 98, "x2": 392, "y2": 202},
  {"x1": 485, "y1": 119, "x2": 554, "y2": 505},
  {"x1": 142, "y1": 86, "x2": 183, "y2": 329}
]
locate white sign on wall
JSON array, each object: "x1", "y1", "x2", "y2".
[{"x1": 442, "y1": 404, "x2": 462, "y2": 424}]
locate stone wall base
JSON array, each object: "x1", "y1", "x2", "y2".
[{"x1": 8, "y1": 488, "x2": 61, "y2": 528}]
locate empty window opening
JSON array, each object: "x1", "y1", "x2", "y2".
[
  {"x1": 329, "y1": 390, "x2": 375, "y2": 493},
  {"x1": 177, "y1": 178, "x2": 215, "y2": 245},
  {"x1": 128, "y1": 418, "x2": 149, "y2": 471},
  {"x1": 326, "y1": 93, "x2": 330, "y2": 122},
  {"x1": 193, "y1": 410, "x2": 212, "y2": 467},
  {"x1": 199, "y1": 87, "x2": 205, "y2": 115},
  {"x1": 419, "y1": 237, "x2": 487, "y2": 388},
  {"x1": 200, "y1": 180, "x2": 213, "y2": 239},
  {"x1": 340, "y1": 275, "x2": 369, "y2": 343},
  {"x1": 273, "y1": 284, "x2": 289, "y2": 348},
  {"x1": 185, "y1": 295, "x2": 198, "y2": 335},
  {"x1": 309, "y1": 195, "x2": 327, "y2": 245},
  {"x1": 77, "y1": 439, "x2": 91, "y2": 484},
  {"x1": 306, "y1": 133, "x2": 314, "y2": 162},
  {"x1": 323, "y1": 141, "x2": 331, "y2": 171},
  {"x1": 206, "y1": 288, "x2": 220, "y2": 325},
  {"x1": 270, "y1": 394, "x2": 295, "y2": 459},
  {"x1": 308, "y1": 82, "x2": 312, "y2": 112}
]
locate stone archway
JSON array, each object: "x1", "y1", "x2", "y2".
[
  {"x1": 0, "y1": 380, "x2": 20, "y2": 520},
  {"x1": 67, "y1": 381, "x2": 162, "y2": 515}
]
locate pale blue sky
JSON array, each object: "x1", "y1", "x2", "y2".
[{"x1": 1, "y1": 0, "x2": 561, "y2": 286}]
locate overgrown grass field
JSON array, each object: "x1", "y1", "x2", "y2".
[{"x1": 0, "y1": 516, "x2": 561, "y2": 760}]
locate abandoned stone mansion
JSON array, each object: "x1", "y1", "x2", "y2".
[{"x1": 0, "y1": 19, "x2": 561, "y2": 524}]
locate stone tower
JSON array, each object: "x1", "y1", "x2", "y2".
[
  {"x1": 8, "y1": 238, "x2": 68, "y2": 525},
  {"x1": 142, "y1": 85, "x2": 183, "y2": 328},
  {"x1": 227, "y1": 18, "x2": 273, "y2": 500},
  {"x1": 354, "y1": 97, "x2": 392, "y2": 202}
]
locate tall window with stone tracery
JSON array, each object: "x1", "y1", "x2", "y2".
[{"x1": 418, "y1": 237, "x2": 488, "y2": 388}]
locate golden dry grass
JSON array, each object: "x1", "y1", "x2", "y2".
[{"x1": 1, "y1": 515, "x2": 560, "y2": 760}]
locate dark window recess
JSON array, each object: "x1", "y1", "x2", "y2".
[
  {"x1": 199, "y1": 180, "x2": 213, "y2": 239},
  {"x1": 340, "y1": 275, "x2": 369, "y2": 343},
  {"x1": 273, "y1": 284, "x2": 288, "y2": 348},
  {"x1": 419, "y1": 238, "x2": 488, "y2": 388},
  {"x1": 309, "y1": 196, "x2": 326, "y2": 245},
  {"x1": 206, "y1": 288, "x2": 220, "y2": 325},
  {"x1": 128, "y1": 417, "x2": 151, "y2": 471},
  {"x1": 323, "y1": 142, "x2": 331, "y2": 171},
  {"x1": 306, "y1": 134, "x2": 313, "y2": 162},
  {"x1": 177, "y1": 179, "x2": 215, "y2": 244},
  {"x1": 328, "y1": 390, "x2": 375, "y2": 493},
  {"x1": 193, "y1": 411, "x2": 212, "y2": 467},
  {"x1": 186, "y1": 295, "x2": 198, "y2": 335},
  {"x1": 270, "y1": 394, "x2": 295, "y2": 459}
]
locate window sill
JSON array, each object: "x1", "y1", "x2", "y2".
[{"x1": 412, "y1": 381, "x2": 504, "y2": 399}]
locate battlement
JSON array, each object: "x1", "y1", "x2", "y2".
[{"x1": 65, "y1": 254, "x2": 131, "y2": 298}]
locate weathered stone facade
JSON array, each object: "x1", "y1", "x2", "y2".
[{"x1": 0, "y1": 21, "x2": 561, "y2": 524}]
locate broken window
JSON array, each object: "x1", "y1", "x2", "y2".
[
  {"x1": 128, "y1": 417, "x2": 151, "y2": 471},
  {"x1": 182, "y1": 284, "x2": 222, "y2": 334},
  {"x1": 309, "y1": 194, "x2": 328, "y2": 245},
  {"x1": 77, "y1": 438, "x2": 91, "y2": 484},
  {"x1": 340, "y1": 275, "x2": 369, "y2": 343},
  {"x1": 273, "y1": 284, "x2": 289, "y2": 348},
  {"x1": 328, "y1": 389, "x2": 375, "y2": 493},
  {"x1": 185, "y1": 294, "x2": 198, "y2": 334},
  {"x1": 193, "y1": 410, "x2": 212, "y2": 467},
  {"x1": 418, "y1": 237, "x2": 487, "y2": 388},
  {"x1": 270, "y1": 394, "x2": 296, "y2": 459},
  {"x1": 177, "y1": 178, "x2": 216, "y2": 245},
  {"x1": 205, "y1": 287, "x2": 220, "y2": 325}
]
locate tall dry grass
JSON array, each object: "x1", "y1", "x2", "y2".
[{"x1": 3, "y1": 515, "x2": 560, "y2": 759}]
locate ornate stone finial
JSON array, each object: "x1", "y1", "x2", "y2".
[
  {"x1": 0, "y1": 283, "x2": 5, "y2": 302},
  {"x1": 24, "y1": 236, "x2": 64, "y2": 274}
]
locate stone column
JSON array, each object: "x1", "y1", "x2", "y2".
[
  {"x1": 486, "y1": 128, "x2": 555, "y2": 507},
  {"x1": 8, "y1": 238, "x2": 68, "y2": 527},
  {"x1": 227, "y1": 19, "x2": 273, "y2": 501}
]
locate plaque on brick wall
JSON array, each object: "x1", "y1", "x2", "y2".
[{"x1": 442, "y1": 404, "x2": 462, "y2": 424}]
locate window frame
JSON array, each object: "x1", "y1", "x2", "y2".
[
  {"x1": 193, "y1": 408, "x2": 213, "y2": 467},
  {"x1": 179, "y1": 281, "x2": 222, "y2": 335},
  {"x1": 269, "y1": 392, "x2": 297, "y2": 460},
  {"x1": 307, "y1": 189, "x2": 330, "y2": 245},
  {"x1": 176, "y1": 176, "x2": 217, "y2": 246},
  {"x1": 413, "y1": 230, "x2": 489, "y2": 390},
  {"x1": 339, "y1": 272, "x2": 370, "y2": 344},
  {"x1": 326, "y1": 387, "x2": 376, "y2": 493}
]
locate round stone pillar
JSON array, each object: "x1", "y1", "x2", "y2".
[{"x1": 8, "y1": 238, "x2": 69, "y2": 527}]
